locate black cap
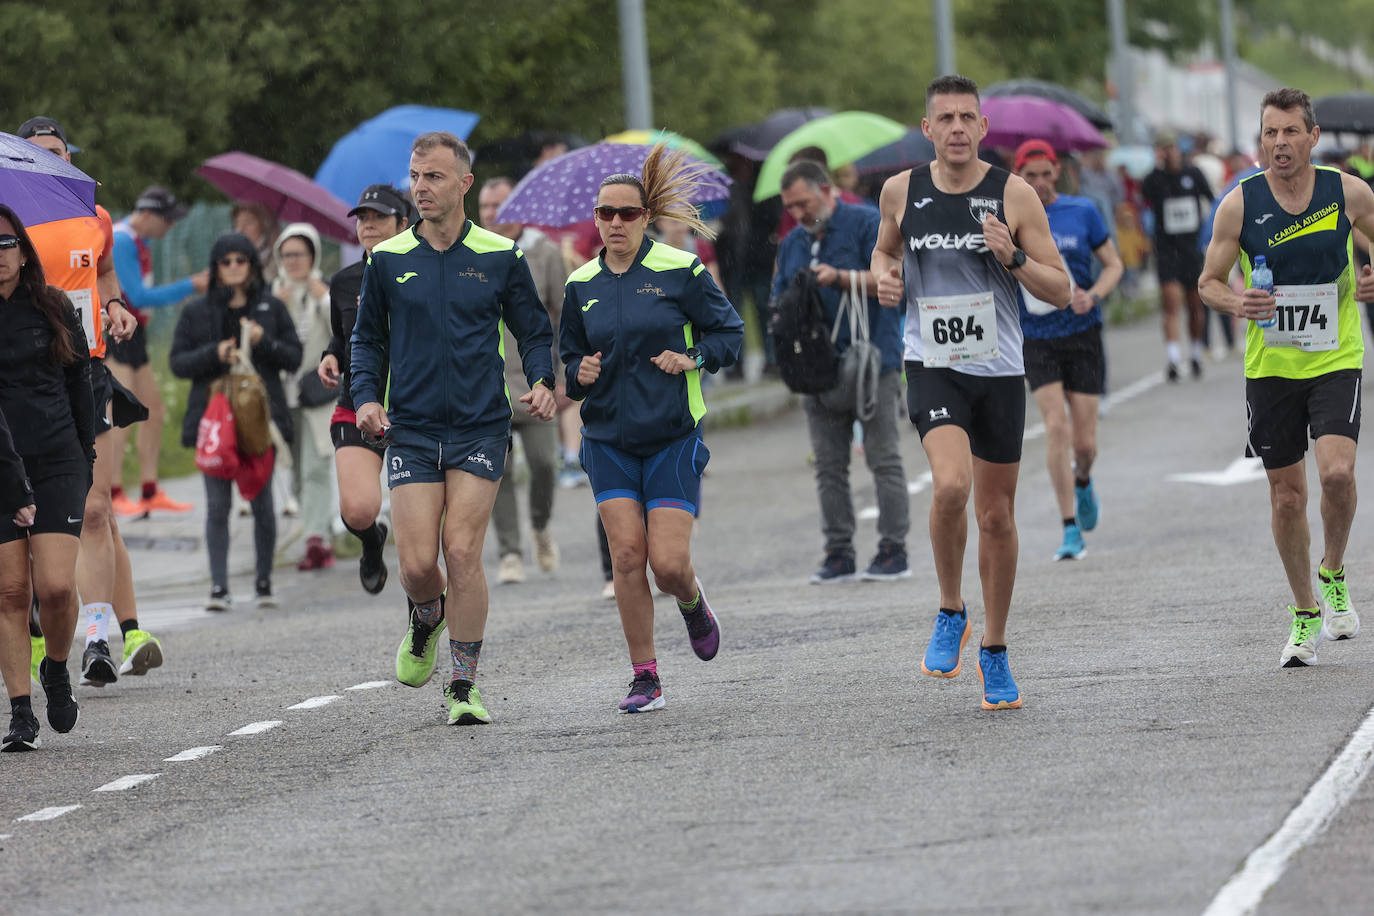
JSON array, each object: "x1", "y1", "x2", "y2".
[
  {"x1": 17, "y1": 116, "x2": 69, "y2": 148},
  {"x1": 348, "y1": 184, "x2": 410, "y2": 220},
  {"x1": 133, "y1": 186, "x2": 188, "y2": 221}
]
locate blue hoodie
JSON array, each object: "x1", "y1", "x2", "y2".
[
  {"x1": 350, "y1": 220, "x2": 555, "y2": 446},
  {"x1": 561, "y1": 237, "x2": 743, "y2": 456}
]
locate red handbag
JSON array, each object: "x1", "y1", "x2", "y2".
[
  {"x1": 195, "y1": 392, "x2": 239, "y2": 479},
  {"x1": 234, "y1": 447, "x2": 274, "y2": 502}
]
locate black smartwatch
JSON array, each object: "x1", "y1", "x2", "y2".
[
  {"x1": 536, "y1": 376, "x2": 556, "y2": 392},
  {"x1": 1004, "y1": 249, "x2": 1027, "y2": 271},
  {"x1": 685, "y1": 347, "x2": 704, "y2": 369}
]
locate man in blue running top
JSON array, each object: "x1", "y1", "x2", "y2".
[
  {"x1": 351, "y1": 131, "x2": 556, "y2": 726},
  {"x1": 872, "y1": 75, "x2": 1070, "y2": 710},
  {"x1": 1014, "y1": 140, "x2": 1123, "y2": 562}
]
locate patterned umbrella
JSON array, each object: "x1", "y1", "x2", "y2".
[
  {"x1": 494, "y1": 143, "x2": 731, "y2": 228},
  {"x1": 198, "y1": 151, "x2": 355, "y2": 243},
  {"x1": 0, "y1": 131, "x2": 97, "y2": 226}
]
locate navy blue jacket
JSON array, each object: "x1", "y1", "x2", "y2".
[
  {"x1": 351, "y1": 221, "x2": 555, "y2": 446},
  {"x1": 561, "y1": 237, "x2": 743, "y2": 456}
]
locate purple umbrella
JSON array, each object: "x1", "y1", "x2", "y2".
[
  {"x1": 0, "y1": 131, "x2": 97, "y2": 227},
  {"x1": 981, "y1": 96, "x2": 1108, "y2": 152},
  {"x1": 197, "y1": 151, "x2": 355, "y2": 243},
  {"x1": 494, "y1": 143, "x2": 731, "y2": 228}
]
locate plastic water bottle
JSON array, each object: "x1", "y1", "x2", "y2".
[{"x1": 1252, "y1": 255, "x2": 1276, "y2": 329}]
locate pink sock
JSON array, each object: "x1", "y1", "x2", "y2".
[{"x1": 632, "y1": 659, "x2": 657, "y2": 678}]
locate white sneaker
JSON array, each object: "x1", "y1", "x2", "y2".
[
  {"x1": 498, "y1": 553, "x2": 525, "y2": 585},
  {"x1": 533, "y1": 528, "x2": 559, "y2": 573},
  {"x1": 1319, "y1": 569, "x2": 1360, "y2": 640},
  {"x1": 600, "y1": 579, "x2": 615, "y2": 601},
  {"x1": 1280, "y1": 607, "x2": 1323, "y2": 668}
]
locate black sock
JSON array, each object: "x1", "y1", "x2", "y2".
[
  {"x1": 120, "y1": 619, "x2": 139, "y2": 636},
  {"x1": 1063, "y1": 518, "x2": 1077, "y2": 528},
  {"x1": 39, "y1": 657, "x2": 65, "y2": 677},
  {"x1": 11, "y1": 695, "x2": 32, "y2": 714},
  {"x1": 28, "y1": 616, "x2": 42, "y2": 638},
  {"x1": 939, "y1": 606, "x2": 963, "y2": 616},
  {"x1": 1074, "y1": 476, "x2": 1091, "y2": 488},
  {"x1": 345, "y1": 518, "x2": 385, "y2": 552},
  {"x1": 983, "y1": 644, "x2": 1007, "y2": 654}
]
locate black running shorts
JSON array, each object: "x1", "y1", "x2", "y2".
[
  {"x1": 1155, "y1": 243, "x2": 1203, "y2": 287},
  {"x1": 105, "y1": 322, "x2": 149, "y2": 369},
  {"x1": 90, "y1": 357, "x2": 114, "y2": 433},
  {"x1": 0, "y1": 448, "x2": 89, "y2": 544},
  {"x1": 1246, "y1": 369, "x2": 1361, "y2": 470},
  {"x1": 905, "y1": 361, "x2": 1026, "y2": 464},
  {"x1": 331, "y1": 420, "x2": 387, "y2": 457},
  {"x1": 1023, "y1": 325, "x2": 1105, "y2": 394}
]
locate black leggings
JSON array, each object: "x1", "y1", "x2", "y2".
[{"x1": 203, "y1": 473, "x2": 275, "y2": 589}]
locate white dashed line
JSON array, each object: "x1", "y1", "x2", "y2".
[
  {"x1": 287, "y1": 695, "x2": 342, "y2": 710},
  {"x1": 1203, "y1": 705, "x2": 1374, "y2": 915},
  {"x1": 16, "y1": 805, "x2": 82, "y2": 822},
  {"x1": 164, "y1": 746, "x2": 223, "y2": 762},
  {"x1": 228, "y1": 720, "x2": 283, "y2": 736},
  {"x1": 94, "y1": 774, "x2": 160, "y2": 793},
  {"x1": 346, "y1": 681, "x2": 391, "y2": 691},
  {"x1": 0, "y1": 834, "x2": 12, "y2": 839}
]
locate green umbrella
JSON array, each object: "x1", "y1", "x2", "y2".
[{"x1": 754, "y1": 111, "x2": 907, "y2": 201}]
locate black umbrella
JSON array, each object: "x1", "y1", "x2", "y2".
[
  {"x1": 853, "y1": 128, "x2": 936, "y2": 175},
  {"x1": 984, "y1": 79, "x2": 1113, "y2": 130},
  {"x1": 1314, "y1": 93, "x2": 1374, "y2": 135},
  {"x1": 711, "y1": 107, "x2": 834, "y2": 161}
]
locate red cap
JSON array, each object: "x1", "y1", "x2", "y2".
[{"x1": 1014, "y1": 139, "x2": 1058, "y2": 172}]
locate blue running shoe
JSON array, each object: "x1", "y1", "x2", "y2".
[
  {"x1": 977, "y1": 644, "x2": 1022, "y2": 709},
  {"x1": 1055, "y1": 524, "x2": 1086, "y2": 561},
  {"x1": 922, "y1": 605, "x2": 970, "y2": 678},
  {"x1": 1075, "y1": 479, "x2": 1099, "y2": 531}
]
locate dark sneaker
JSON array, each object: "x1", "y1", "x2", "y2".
[
  {"x1": 680, "y1": 579, "x2": 720, "y2": 661},
  {"x1": 618, "y1": 669, "x2": 664, "y2": 714},
  {"x1": 255, "y1": 579, "x2": 278, "y2": 610},
  {"x1": 79, "y1": 640, "x2": 119, "y2": 687},
  {"x1": 2, "y1": 706, "x2": 40, "y2": 752},
  {"x1": 809, "y1": 549, "x2": 858, "y2": 584},
  {"x1": 862, "y1": 543, "x2": 911, "y2": 581},
  {"x1": 38, "y1": 659, "x2": 79, "y2": 734},
  {"x1": 360, "y1": 520, "x2": 389, "y2": 595},
  {"x1": 206, "y1": 586, "x2": 231, "y2": 612},
  {"x1": 444, "y1": 679, "x2": 492, "y2": 725},
  {"x1": 1191, "y1": 358, "x2": 1203, "y2": 380},
  {"x1": 1166, "y1": 363, "x2": 1180, "y2": 383}
]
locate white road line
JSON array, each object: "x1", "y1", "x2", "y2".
[
  {"x1": 0, "y1": 834, "x2": 10, "y2": 839},
  {"x1": 1202, "y1": 705, "x2": 1374, "y2": 916},
  {"x1": 346, "y1": 681, "x2": 392, "y2": 691},
  {"x1": 94, "y1": 774, "x2": 160, "y2": 793},
  {"x1": 164, "y1": 746, "x2": 223, "y2": 762},
  {"x1": 16, "y1": 805, "x2": 81, "y2": 822},
  {"x1": 287, "y1": 695, "x2": 342, "y2": 710},
  {"x1": 228, "y1": 720, "x2": 282, "y2": 736}
]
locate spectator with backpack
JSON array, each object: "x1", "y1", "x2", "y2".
[{"x1": 770, "y1": 160, "x2": 910, "y2": 584}]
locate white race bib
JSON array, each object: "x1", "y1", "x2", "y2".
[
  {"x1": 66, "y1": 288, "x2": 97, "y2": 352},
  {"x1": 1262, "y1": 283, "x2": 1339, "y2": 351},
  {"x1": 919, "y1": 291, "x2": 999, "y2": 367},
  {"x1": 1162, "y1": 196, "x2": 1200, "y2": 235}
]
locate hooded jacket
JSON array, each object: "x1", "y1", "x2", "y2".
[
  {"x1": 169, "y1": 233, "x2": 303, "y2": 448},
  {"x1": 560, "y1": 237, "x2": 743, "y2": 456}
]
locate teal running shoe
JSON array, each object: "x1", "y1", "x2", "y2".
[
  {"x1": 1075, "y1": 479, "x2": 1099, "y2": 531},
  {"x1": 977, "y1": 644, "x2": 1022, "y2": 710},
  {"x1": 1055, "y1": 524, "x2": 1086, "y2": 561},
  {"x1": 396, "y1": 597, "x2": 446, "y2": 688},
  {"x1": 922, "y1": 605, "x2": 970, "y2": 677}
]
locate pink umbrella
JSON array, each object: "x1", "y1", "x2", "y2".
[
  {"x1": 197, "y1": 151, "x2": 355, "y2": 243},
  {"x1": 980, "y1": 96, "x2": 1109, "y2": 152}
]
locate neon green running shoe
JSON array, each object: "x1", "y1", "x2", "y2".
[
  {"x1": 1280, "y1": 606, "x2": 1323, "y2": 668},
  {"x1": 29, "y1": 635, "x2": 44, "y2": 685},
  {"x1": 445, "y1": 680, "x2": 491, "y2": 725},
  {"x1": 395, "y1": 599, "x2": 446, "y2": 688},
  {"x1": 119, "y1": 629, "x2": 164, "y2": 676},
  {"x1": 1319, "y1": 567, "x2": 1360, "y2": 640}
]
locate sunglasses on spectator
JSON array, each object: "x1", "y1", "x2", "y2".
[
  {"x1": 0, "y1": 235, "x2": 19, "y2": 250},
  {"x1": 594, "y1": 206, "x2": 647, "y2": 222},
  {"x1": 218, "y1": 254, "x2": 250, "y2": 267}
]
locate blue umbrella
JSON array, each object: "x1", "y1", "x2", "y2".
[
  {"x1": 315, "y1": 105, "x2": 480, "y2": 203},
  {"x1": 0, "y1": 131, "x2": 97, "y2": 226}
]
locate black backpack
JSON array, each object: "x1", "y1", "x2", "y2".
[{"x1": 769, "y1": 268, "x2": 838, "y2": 394}]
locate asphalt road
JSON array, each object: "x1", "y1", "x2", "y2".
[{"x1": 4, "y1": 318, "x2": 1373, "y2": 915}]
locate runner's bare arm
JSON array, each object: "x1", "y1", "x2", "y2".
[
  {"x1": 1003, "y1": 176, "x2": 1070, "y2": 306},
  {"x1": 97, "y1": 251, "x2": 135, "y2": 341},
  {"x1": 1199, "y1": 188, "x2": 1248, "y2": 316},
  {"x1": 1340, "y1": 173, "x2": 1374, "y2": 301},
  {"x1": 871, "y1": 171, "x2": 910, "y2": 307},
  {"x1": 1089, "y1": 237, "x2": 1125, "y2": 300}
]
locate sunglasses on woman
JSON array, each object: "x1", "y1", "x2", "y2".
[
  {"x1": 593, "y1": 206, "x2": 647, "y2": 222},
  {"x1": 0, "y1": 235, "x2": 19, "y2": 250},
  {"x1": 218, "y1": 254, "x2": 250, "y2": 267}
]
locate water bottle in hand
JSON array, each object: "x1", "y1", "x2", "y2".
[{"x1": 1252, "y1": 255, "x2": 1276, "y2": 329}]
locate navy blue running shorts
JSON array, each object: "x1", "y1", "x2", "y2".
[
  {"x1": 385, "y1": 432, "x2": 511, "y2": 488},
  {"x1": 580, "y1": 430, "x2": 710, "y2": 515}
]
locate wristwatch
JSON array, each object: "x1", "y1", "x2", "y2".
[
  {"x1": 1004, "y1": 249, "x2": 1027, "y2": 271},
  {"x1": 685, "y1": 347, "x2": 704, "y2": 369}
]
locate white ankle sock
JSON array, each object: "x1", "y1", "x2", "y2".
[{"x1": 84, "y1": 603, "x2": 113, "y2": 645}]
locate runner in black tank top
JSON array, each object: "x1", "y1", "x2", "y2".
[{"x1": 872, "y1": 75, "x2": 1070, "y2": 712}]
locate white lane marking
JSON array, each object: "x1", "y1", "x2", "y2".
[
  {"x1": 228, "y1": 720, "x2": 282, "y2": 736},
  {"x1": 164, "y1": 746, "x2": 223, "y2": 762},
  {"x1": 1202, "y1": 704, "x2": 1374, "y2": 915},
  {"x1": 16, "y1": 805, "x2": 81, "y2": 822},
  {"x1": 1166, "y1": 457, "x2": 1267, "y2": 487},
  {"x1": 94, "y1": 774, "x2": 160, "y2": 792},
  {"x1": 859, "y1": 472, "x2": 932, "y2": 521},
  {"x1": 346, "y1": 681, "x2": 392, "y2": 691},
  {"x1": 0, "y1": 834, "x2": 10, "y2": 839},
  {"x1": 287, "y1": 695, "x2": 342, "y2": 710}
]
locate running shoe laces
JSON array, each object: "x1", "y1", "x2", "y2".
[
  {"x1": 684, "y1": 605, "x2": 714, "y2": 641},
  {"x1": 981, "y1": 651, "x2": 1013, "y2": 689},
  {"x1": 1320, "y1": 574, "x2": 1350, "y2": 613},
  {"x1": 1291, "y1": 610, "x2": 1323, "y2": 645}
]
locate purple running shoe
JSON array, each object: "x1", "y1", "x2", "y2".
[
  {"x1": 681, "y1": 579, "x2": 719, "y2": 661},
  {"x1": 618, "y1": 669, "x2": 664, "y2": 713}
]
